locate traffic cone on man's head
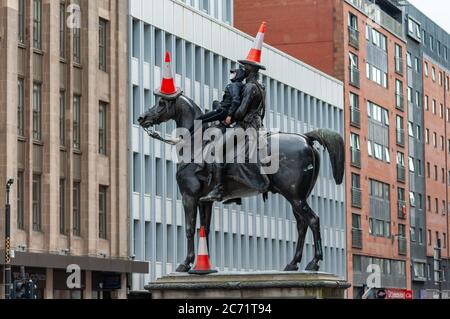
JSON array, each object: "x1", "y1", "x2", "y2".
[
  {"x1": 239, "y1": 21, "x2": 267, "y2": 70},
  {"x1": 154, "y1": 51, "x2": 182, "y2": 99},
  {"x1": 188, "y1": 227, "x2": 218, "y2": 275}
]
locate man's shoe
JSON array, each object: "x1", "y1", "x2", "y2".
[{"x1": 200, "y1": 185, "x2": 224, "y2": 202}]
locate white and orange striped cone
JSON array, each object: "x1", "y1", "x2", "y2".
[
  {"x1": 189, "y1": 227, "x2": 218, "y2": 275},
  {"x1": 239, "y1": 21, "x2": 267, "y2": 70},
  {"x1": 154, "y1": 51, "x2": 182, "y2": 99}
]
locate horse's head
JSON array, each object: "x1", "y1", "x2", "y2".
[{"x1": 138, "y1": 96, "x2": 178, "y2": 129}]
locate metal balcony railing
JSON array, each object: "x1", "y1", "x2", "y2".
[
  {"x1": 398, "y1": 237, "x2": 407, "y2": 255},
  {"x1": 350, "y1": 107, "x2": 361, "y2": 127},
  {"x1": 396, "y1": 93, "x2": 404, "y2": 111},
  {"x1": 346, "y1": 0, "x2": 404, "y2": 39},
  {"x1": 348, "y1": 27, "x2": 360, "y2": 49},
  {"x1": 397, "y1": 165, "x2": 406, "y2": 183},
  {"x1": 349, "y1": 67, "x2": 360, "y2": 88},
  {"x1": 351, "y1": 148, "x2": 361, "y2": 168},
  {"x1": 396, "y1": 129, "x2": 405, "y2": 147},
  {"x1": 398, "y1": 201, "x2": 407, "y2": 219},
  {"x1": 352, "y1": 228, "x2": 363, "y2": 249},
  {"x1": 395, "y1": 57, "x2": 404, "y2": 75},
  {"x1": 352, "y1": 188, "x2": 362, "y2": 208}
]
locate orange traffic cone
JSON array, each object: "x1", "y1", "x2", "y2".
[
  {"x1": 239, "y1": 22, "x2": 267, "y2": 70},
  {"x1": 189, "y1": 227, "x2": 218, "y2": 275},
  {"x1": 154, "y1": 52, "x2": 182, "y2": 99}
]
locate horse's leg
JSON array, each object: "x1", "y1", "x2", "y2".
[
  {"x1": 284, "y1": 205, "x2": 308, "y2": 271},
  {"x1": 176, "y1": 195, "x2": 198, "y2": 273},
  {"x1": 299, "y1": 200, "x2": 323, "y2": 271},
  {"x1": 199, "y1": 202, "x2": 213, "y2": 250}
]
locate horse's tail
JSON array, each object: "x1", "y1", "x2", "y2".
[{"x1": 305, "y1": 129, "x2": 345, "y2": 185}]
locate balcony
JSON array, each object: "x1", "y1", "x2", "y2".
[
  {"x1": 351, "y1": 147, "x2": 361, "y2": 168},
  {"x1": 352, "y1": 188, "x2": 362, "y2": 208},
  {"x1": 352, "y1": 228, "x2": 363, "y2": 249},
  {"x1": 349, "y1": 67, "x2": 360, "y2": 88},
  {"x1": 395, "y1": 57, "x2": 404, "y2": 75},
  {"x1": 397, "y1": 165, "x2": 406, "y2": 183},
  {"x1": 346, "y1": 0, "x2": 404, "y2": 39},
  {"x1": 398, "y1": 201, "x2": 407, "y2": 219},
  {"x1": 348, "y1": 27, "x2": 360, "y2": 49},
  {"x1": 350, "y1": 107, "x2": 361, "y2": 127},
  {"x1": 396, "y1": 93, "x2": 404, "y2": 111},
  {"x1": 398, "y1": 237, "x2": 407, "y2": 255},
  {"x1": 396, "y1": 129, "x2": 405, "y2": 147}
]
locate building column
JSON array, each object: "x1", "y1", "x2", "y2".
[
  {"x1": 44, "y1": 268, "x2": 53, "y2": 299},
  {"x1": 83, "y1": 271, "x2": 92, "y2": 299},
  {"x1": 116, "y1": 273, "x2": 127, "y2": 299}
]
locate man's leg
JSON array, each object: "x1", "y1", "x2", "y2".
[
  {"x1": 200, "y1": 129, "x2": 228, "y2": 203},
  {"x1": 200, "y1": 163, "x2": 225, "y2": 202}
]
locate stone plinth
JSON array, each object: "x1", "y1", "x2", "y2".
[{"x1": 145, "y1": 271, "x2": 350, "y2": 299}]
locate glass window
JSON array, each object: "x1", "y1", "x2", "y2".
[
  {"x1": 33, "y1": 83, "x2": 41, "y2": 140},
  {"x1": 60, "y1": 1, "x2": 66, "y2": 57},
  {"x1": 99, "y1": 186, "x2": 107, "y2": 239},
  {"x1": 349, "y1": 52, "x2": 358, "y2": 69},
  {"x1": 99, "y1": 19, "x2": 107, "y2": 71},
  {"x1": 348, "y1": 13, "x2": 358, "y2": 30},
  {"x1": 352, "y1": 214, "x2": 361, "y2": 229},
  {"x1": 350, "y1": 133, "x2": 360, "y2": 150},
  {"x1": 33, "y1": 0, "x2": 42, "y2": 49},
  {"x1": 73, "y1": 182, "x2": 81, "y2": 236},
  {"x1": 18, "y1": 79, "x2": 24, "y2": 137},
  {"x1": 99, "y1": 102, "x2": 107, "y2": 155},
  {"x1": 32, "y1": 175, "x2": 41, "y2": 231},
  {"x1": 60, "y1": 91, "x2": 65, "y2": 146},
  {"x1": 73, "y1": 22, "x2": 81, "y2": 63},
  {"x1": 353, "y1": 255, "x2": 362, "y2": 273},
  {"x1": 407, "y1": 52, "x2": 412, "y2": 68},
  {"x1": 17, "y1": 171, "x2": 24, "y2": 230},
  {"x1": 18, "y1": 0, "x2": 25, "y2": 44},
  {"x1": 73, "y1": 96, "x2": 81, "y2": 150},
  {"x1": 60, "y1": 179, "x2": 65, "y2": 235}
]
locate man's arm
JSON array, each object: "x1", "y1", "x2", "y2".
[
  {"x1": 234, "y1": 84, "x2": 255, "y2": 122},
  {"x1": 227, "y1": 83, "x2": 243, "y2": 119}
]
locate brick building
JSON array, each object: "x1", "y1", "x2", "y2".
[
  {"x1": 235, "y1": 0, "x2": 413, "y2": 298},
  {"x1": 0, "y1": 0, "x2": 146, "y2": 299},
  {"x1": 404, "y1": 4, "x2": 450, "y2": 298}
]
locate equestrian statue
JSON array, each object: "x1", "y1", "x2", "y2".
[{"x1": 138, "y1": 22, "x2": 345, "y2": 273}]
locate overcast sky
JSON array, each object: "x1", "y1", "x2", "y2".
[{"x1": 408, "y1": 0, "x2": 450, "y2": 34}]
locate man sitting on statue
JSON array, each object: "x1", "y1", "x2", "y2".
[
  {"x1": 196, "y1": 67, "x2": 246, "y2": 128},
  {"x1": 200, "y1": 22, "x2": 269, "y2": 203}
]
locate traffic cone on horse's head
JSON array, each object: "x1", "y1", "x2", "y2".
[
  {"x1": 239, "y1": 21, "x2": 267, "y2": 70},
  {"x1": 154, "y1": 51, "x2": 182, "y2": 99},
  {"x1": 189, "y1": 227, "x2": 218, "y2": 275}
]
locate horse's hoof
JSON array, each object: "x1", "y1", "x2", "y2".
[
  {"x1": 284, "y1": 264, "x2": 299, "y2": 272},
  {"x1": 305, "y1": 260, "x2": 320, "y2": 272},
  {"x1": 176, "y1": 264, "x2": 191, "y2": 273}
]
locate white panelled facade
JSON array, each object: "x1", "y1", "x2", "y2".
[{"x1": 129, "y1": 0, "x2": 346, "y2": 291}]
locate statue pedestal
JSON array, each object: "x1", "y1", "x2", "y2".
[{"x1": 145, "y1": 271, "x2": 350, "y2": 299}]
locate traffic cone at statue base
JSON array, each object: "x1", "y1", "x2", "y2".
[
  {"x1": 154, "y1": 51, "x2": 182, "y2": 100},
  {"x1": 188, "y1": 227, "x2": 218, "y2": 275}
]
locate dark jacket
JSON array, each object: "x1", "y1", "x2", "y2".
[
  {"x1": 221, "y1": 81, "x2": 245, "y2": 120},
  {"x1": 234, "y1": 80, "x2": 266, "y2": 130}
]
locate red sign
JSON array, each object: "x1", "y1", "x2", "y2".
[{"x1": 385, "y1": 289, "x2": 413, "y2": 299}]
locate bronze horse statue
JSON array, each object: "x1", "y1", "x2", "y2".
[{"x1": 138, "y1": 93, "x2": 345, "y2": 273}]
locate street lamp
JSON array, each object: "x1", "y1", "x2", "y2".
[{"x1": 4, "y1": 178, "x2": 14, "y2": 299}]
